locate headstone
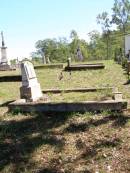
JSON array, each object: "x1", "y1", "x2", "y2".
[
  {"x1": 67, "y1": 58, "x2": 71, "y2": 67},
  {"x1": 0, "y1": 31, "x2": 10, "y2": 65},
  {"x1": 77, "y1": 46, "x2": 84, "y2": 61},
  {"x1": 125, "y1": 35, "x2": 130, "y2": 55},
  {"x1": 20, "y1": 60, "x2": 43, "y2": 102},
  {"x1": 114, "y1": 92, "x2": 123, "y2": 101},
  {"x1": 113, "y1": 88, "x2": 123, "y2": 100},
  {"x1": 0, "y1": 31, "x2": 12, "y2": 71},
  {"x1": 128, "y1": 50, "x2": 130, "y2": 61}
]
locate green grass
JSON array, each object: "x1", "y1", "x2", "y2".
[
  {"x1": 0, "y1": 60, "x2": 130, "y2": 103},
  {"x1": 0, "y1": 60, "x2": 130, "y2": 173}
]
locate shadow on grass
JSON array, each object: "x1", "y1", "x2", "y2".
[
  {"x1": 123, "y1": 79, "x2": 130, "y2": 85},
  {"x1": 64, "y1": 114, "x2": 130, "y2": 133},
  {"x1": 0, "y1": 112, "x2": 73, "y2": 172},
  {"x1": 36, "y1": 168, "x2": 59, "y2": 173},
  {"x1": 0, "y1": 111, "x2": 129, "y2": 172},
  {"x1": 0, "y1": 75, "x2": 21, "y2": 82},
  {"x1": 75, "y1": 137, "x2": 121, "y2": 161},
  {"x1": 0, "y1": 100, "x2": 15, "y2": 107}
]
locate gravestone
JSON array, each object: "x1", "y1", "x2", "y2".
[
  {"x1": 20, "y1": 60, "x2": 43, "y2": 102},
  {"x1": 0, "y1": 31, "x2": 10, "y2": 65},
  {"x1": 77, "y1": 46, "x2": 84, "y2": 61},
  {"x1": 0, "y1": 31, "x2": 13, "y2": 71},
  {"x1": 67, "y1": 58, "x2": 71, "y2": 67}
]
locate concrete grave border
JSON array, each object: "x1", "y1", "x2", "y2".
[
  {"x1": 0, "y1": 75, "x2": 21, "y2": 82},
  {"x1": 34, "y1": 64, "x2": 64, "y2": 69},
  {"x1": 8, "y1": 99, "x2": 127, "y2": 113},
  {"x1": 42, "y1": 87, "x2": 113, "y2": 93},
  {"x1": 64, "y1": 63, "x2": 105, "y2": 71}
]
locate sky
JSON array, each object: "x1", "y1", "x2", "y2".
[{"x1": 0, "y1": 0, "x2": 114, "y2": 60}]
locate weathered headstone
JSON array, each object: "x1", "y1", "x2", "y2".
[
  {"x1": 113, "y1": 88, "x2": 123, "y2": 101},
  {"x1": 77, "y1": 46, "x2": 84, "y2": 61},
  {"x1": 0, "y1": 31, "x2": 13, "y2": 71},
  {"x1": 0, "y1": 31, "x2": 10, "y2": 65},
  {"x1": 128, "y1": 50, "x2": 130, "y2": 61},
  {"x1": 20, "y1": 60, "x2": 43, "y2": 102},
  {"x1": 67, "y1": 58, "x2": 71, "y2": 67}
]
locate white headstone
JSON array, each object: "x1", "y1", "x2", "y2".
[
  {"x1": 20, "y1": 60, "x2": 42, "y2": 102},
  {"x1": 125, "y1": 35, "x2": 130, "y2": 55},
  {"x1": 0, "y1": 31, "x2": 10, "y2": 65}
]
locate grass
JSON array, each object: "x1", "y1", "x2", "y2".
[
  {"x1": 0, "y1": 60, "x2": 130, "y2": 103},
  {"x1": 0, "y1": 112, "x2": 130, "y2": 173},
  {"x1": 0, "y1": 60, "x2": 130, "y2": 173}
]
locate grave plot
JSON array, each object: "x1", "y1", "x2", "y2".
[
  {"x1": 8, "y1": 60, "x2": 127, "y2": 113},
  {"x1": 64, "y1": 58, "x2": 105, "y2": 71},
  {"x1": 34, "y1": 63, "x2": 64, "y2": 69}
]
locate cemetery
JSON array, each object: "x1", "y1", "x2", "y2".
[
  {"x1": 7, "y1": 60, "x2": 126, "y2": 113},
  {"x1": 0, "y1": 58, "x2": 130, "y2": 173},
  {"x1": 0, "y1": 1, "x2": 130, "y2": 173}
]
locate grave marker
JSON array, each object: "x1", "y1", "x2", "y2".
[{"x1": 20, "y1": 60, "x2": 43, "y2": 102}]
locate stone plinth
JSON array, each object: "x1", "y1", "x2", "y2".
[
  {"x1": 1, "y1": 46, "x2": 8, "y2": 64},
  {"x1": 0, "y1": 64, "x2": 10, "y2": 71},
  {"x1": 114, "y1": 92, "x2": 123, "y2": 101},
  {"x1": 8, "y1": 100, "x2": 127, "y2": 113},
  {"x1": 20, "y1": 83, "x2": 42, "y2": 102}
]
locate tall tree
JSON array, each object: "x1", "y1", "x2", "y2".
[
  {"x1": 111, "y1": 0, "x2": 130, "y2": 55},
  {"x1": 97, "y1": 12, "x2": 111, "y2": 59},
  {"x1": 35, "y1": 38, "x2": 70, "y2": 63},
  {"x1": 88, "y1": 30, "x2": 106, "y2": 59},
  {"x1": 35, "y1": 39, "x2": 57, "y2": 63},
  {"x1": 70, "y1": 30, "x2": 79, "y2": 60},
  {"x1": 70, "y1": 30, "x2": 89, "y2": 61}
]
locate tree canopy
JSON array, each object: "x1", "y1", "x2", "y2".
[{"x1": 32, "y1": 0, "x2": 130, "y2": 64}]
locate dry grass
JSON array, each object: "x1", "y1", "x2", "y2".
[{"x1": 0, "y1": 112, "x2": 130, "y2": 173}]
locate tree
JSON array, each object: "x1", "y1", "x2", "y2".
[
  {"x1": 97, "y1": 12, "x2": 111, "y2": 59},
  {"x1": 69, "y1": 30, "x2": 79, "y2": 60},
  {"x1": 35, "y1": 38, "x2": 70, "y2": 63},
  {"x1": 70, "y1": 30, "x2": 89, "y2": 61},
  {"x1": 88, "y1": 30, "x2": 106, "y2": 59},
  {"x1": 111, "y1": 0, "x2": 130, "y2": 55},
  {"x1": 35, "y1": 39, "x2": 57, "y2": 63}
]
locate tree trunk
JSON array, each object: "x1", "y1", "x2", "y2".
[
  {"x1": 123, "y1": 25, "x2": 126, "y2": 57},
  {"x1": 106, "y1": 33, "x2": 109, "y2": 59}
]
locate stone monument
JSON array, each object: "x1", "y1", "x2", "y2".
[
  {"x1": 67, "y1": 57, "x2": 71, "y2": 67},
  {"x1": 77, "y1": 46, "x2": 84, "y2": 61},
  {"x1": 20, "y1": 60, "x2": 43, "y2": 102},
  {"x1": 0, "y1": 31, "x2": 11, "y2": 70}
]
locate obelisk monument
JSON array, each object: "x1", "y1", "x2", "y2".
[{"x1": 0, "y1": 31, "x2": 9, "y2": 65}]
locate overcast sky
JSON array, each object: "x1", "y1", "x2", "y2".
[{"x1": 0, "y1": 0, "x2": 114, "y2": 60}]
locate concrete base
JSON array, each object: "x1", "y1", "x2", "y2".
[
  {"x1": 34, "y1": 64, "x2": 64, "y2": 69},
  {"x1": 0, "y1": 64, "x2": 16, "y2": 71},
  {"x1": 8, "y1": 99, "x2": 127, "y2": 113},
  {"x1": 64, "y1": 63, "x2": 105, "y2": 71},
  {"x1": 20, "y1": 83, "x2": 43, "y2": 102},
  {"x1": 42, "y1": 87, "x2": 113, "y2": 93}
]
